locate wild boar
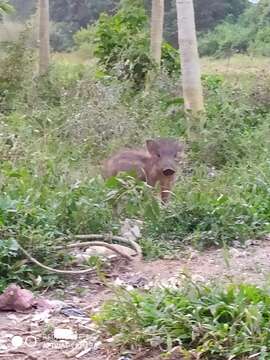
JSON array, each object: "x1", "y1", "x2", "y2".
[{"x1": 102, "y1": 138, "x2": 184, "y2": 203}]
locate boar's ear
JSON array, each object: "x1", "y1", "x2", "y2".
[{"x1": 146, "y1": 140, "x2": 159, "y2": 155}]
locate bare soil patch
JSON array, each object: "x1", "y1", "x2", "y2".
[{"x1": 1, "y1": 239, "x2": 270, "y2": 359}]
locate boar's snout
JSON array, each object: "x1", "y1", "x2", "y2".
[
  {"x1": 162, "y1": 168, "x2": 175, "y2": 176},
  {"x1": 160, "y1": 157, "x2": 177, "y2": 177}
]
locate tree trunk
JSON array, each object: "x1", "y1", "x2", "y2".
[
  {"x1": 39, "y1": 0, "x2": 50, "y2": 75},
  {"x1": 150, "y1": 0, "x2": 164, "y2": 66},
  {"x1": 176, "y1": 0, "x2": 204, "y2": 113},
  {"x1": 145, "y1": 0, "x2": 164, "y2": 91}
]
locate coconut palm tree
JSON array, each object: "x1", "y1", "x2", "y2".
[
  {"x1": 176, "y1": 0, "x2": 204, "y2": 113},
  {"x1": 39, "y1": 0, "x2": 50, "y2": 75}
]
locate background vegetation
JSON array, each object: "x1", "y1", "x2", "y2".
[
  {"x1": 95, "y1": 282, "x2": 270, "y2": 358},
  {"x1": 199, "y1": 0, "x2": 270, "y2": 57},
  {"x1": 3, "y1": 0, "x2": 251, "y2": 51},
  {"x1": 1, "y1": 1, "x2": 270, "y2": 358},
  {"x1": 0, "y1": 0, "x2": 269, "y2": 290}
]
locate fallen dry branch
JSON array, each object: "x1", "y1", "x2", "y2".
[
  {"x1": 55, "y1": 241, "x2": 133, "y2": 261},
  {"x1": 18, "y1": 244, "x2": 96, "y2": 275},
  {"x1": 55, "y1": 234, "x2": 142, "y2": 259},
  {"x1": 17, "y1": 234, "x2": 142, "y2": 275}
]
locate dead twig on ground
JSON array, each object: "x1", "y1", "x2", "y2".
[{"x1": 17, "y1": 234, "x2": 142, "y2": 275}]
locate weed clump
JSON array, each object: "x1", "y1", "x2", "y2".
[{"x1": 94, "y1": 282, "x2": 270, "y2": 359}]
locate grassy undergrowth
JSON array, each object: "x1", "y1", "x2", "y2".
[
  {"x1": 94, "y1": 282, "x2": 270, "y2": 359},
  {"x1": 1, "y1": 29, "x2": 270, "y2": 288}
]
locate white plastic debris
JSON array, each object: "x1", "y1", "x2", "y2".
[
  {"x1": 120, "y1": 218, "x2": 143, "y2": 241},
  {"x1": 53, "y1": 328, "x2": 78, "y2": 341}
]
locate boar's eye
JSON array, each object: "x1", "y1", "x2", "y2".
[{"x1": 157, "y1": 153, "x2": 161, "y2": 158}]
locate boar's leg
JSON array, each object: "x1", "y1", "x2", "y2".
[{"x1": 160, "y1": 176, "x2": 174, "y2": 203}]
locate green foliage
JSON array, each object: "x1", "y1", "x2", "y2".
[
  {"x1": 0, "y1": 25, "x2": 35, "y2": 112},
  {"x1": 144, "y1": 161, "x2": 270, "y2": 249},
  {"x1": 194, "y1": 0, "x2": 250, "y2": 32},
  {"x1": 199, "y1": 21, "x2": 251, "y2": 57},
  {"x1": 74, "y1": 1, "x2": 179, "y2": 88},
  {"x1": 199, "y1": 0, "x2": 270, "y2": 57},
  {"x1": 8, "y1": 0, "x2": 250, "y2": 51},
  {"x1": 157, "y1": 0, "x2": 250, "y2": 47},
  {"x1": 161, "y1": 42, "x2": 180, "y2": 75},
  {"x1": 0, "y1": 239, "x2": 33, "y2": 291},
  {"x1": 0, "y1": 159, "x2": 118, "y2": 288},
  {"x1": 0, "y1": 0, "x2": 14, "y2": 15},
  {"x1": 105, "y1": 173, "x2": 160, "y2": 221},
  {"x1": 141, "y1": 79, "x2": 270, "y2": 250},
  {"x1": 249, "y1": 26, "x2": 270, "y2": 56},
  {"x1": 94, "y1": 282, "x2": 270, "y2": 358},
  {"x1": 1, "y1": 13, "x2": 270, "y2": 288},
  {"x1": 0, "y1": 158, "x2": 116, "y2": 235},
  {"x1": 74, "y1": 5, "x2": 150, "y2": 87}
]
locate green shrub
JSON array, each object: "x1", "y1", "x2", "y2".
[
  {"x1": 74, "y1": 1, "x2": 179, "y2": 88},
  {"x1": 249, "y1": 27, "x2": 270, "y2": 56},
  {"x1": 0, "y1": 25, "x2": 35, "y2": 113},
  {"x1": 0, "y1": 239, "x2": 33, "y2": 291},
  {"x1": 74, "y1": 3, "x2": 151, "y2": 88},
  {"x1": 0, "y1": 1, "x2": 14, "y2": 15},
  {"x1": 105, "y1": 173, "x2": 160, "y2": 221},
  {"x1": 199, "y1": 22, "x2": 252, "y2": 57},
  {"x1": 199, "y1": 1, "x2": 270, "y2": 57},
  {"x1": 94, "y1": 282, "x2": 270, "y2": 358},
  {"x1": 2, "y1": 64, "x2": 270, "y2": 261},
  {"x1": 0, "y1": 158, "x2": 119, "y2": 288},
  {"x1": 144, "y1": 160, "x2": 270, "y2": 249}
]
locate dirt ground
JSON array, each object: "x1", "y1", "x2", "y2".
[{"x1": 1, "y1": 238, "x2": 270, "y2": 360}]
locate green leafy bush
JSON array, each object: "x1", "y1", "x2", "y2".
[
  {"x1": 0, "y1": 159, "x2": 119, "y2": 288},
  {"x1": 249, "y1": 27, "x2": 270, "y2": 56},
  {"x1": 0, "y1": 25, "x2": 35, "y2": 113},
  {"x1": 74, "y1": 1, "x2": 179, "y2": 88},
  {"x1": 144, "y1": 160, "x2": 270, "y2": 249},
  {"x1": 0, "y1": 240, "x2": 30, "y2": 291},
  {"x1": 105, "y1": 173, "x2": 160, "y2": 221},
  {"x1": 94, "y1": 282, "x2": 270, "y2": 358},
  {"x1": 0, "y1": 0, "x2": 14, "y2": 15},
  {"x1": 199, "y1": 21, "x2": 252, "y2": 57},
  {"x1": 199, "y1": 0, "x2": 270, "y2": 57}
]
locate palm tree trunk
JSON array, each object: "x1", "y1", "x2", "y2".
[
  {"x1": 39, "y1": 0, "x2": 50, "y2": 75},
  {"x1": 150, "y1": 0, "x2": 164, "y2": 66},
  {"x1": 176, "y1": 0, "x2": 204, "y2": 113},
  {"x1": 145, "y1": 0, "x2": 164, "y2": 91}
]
